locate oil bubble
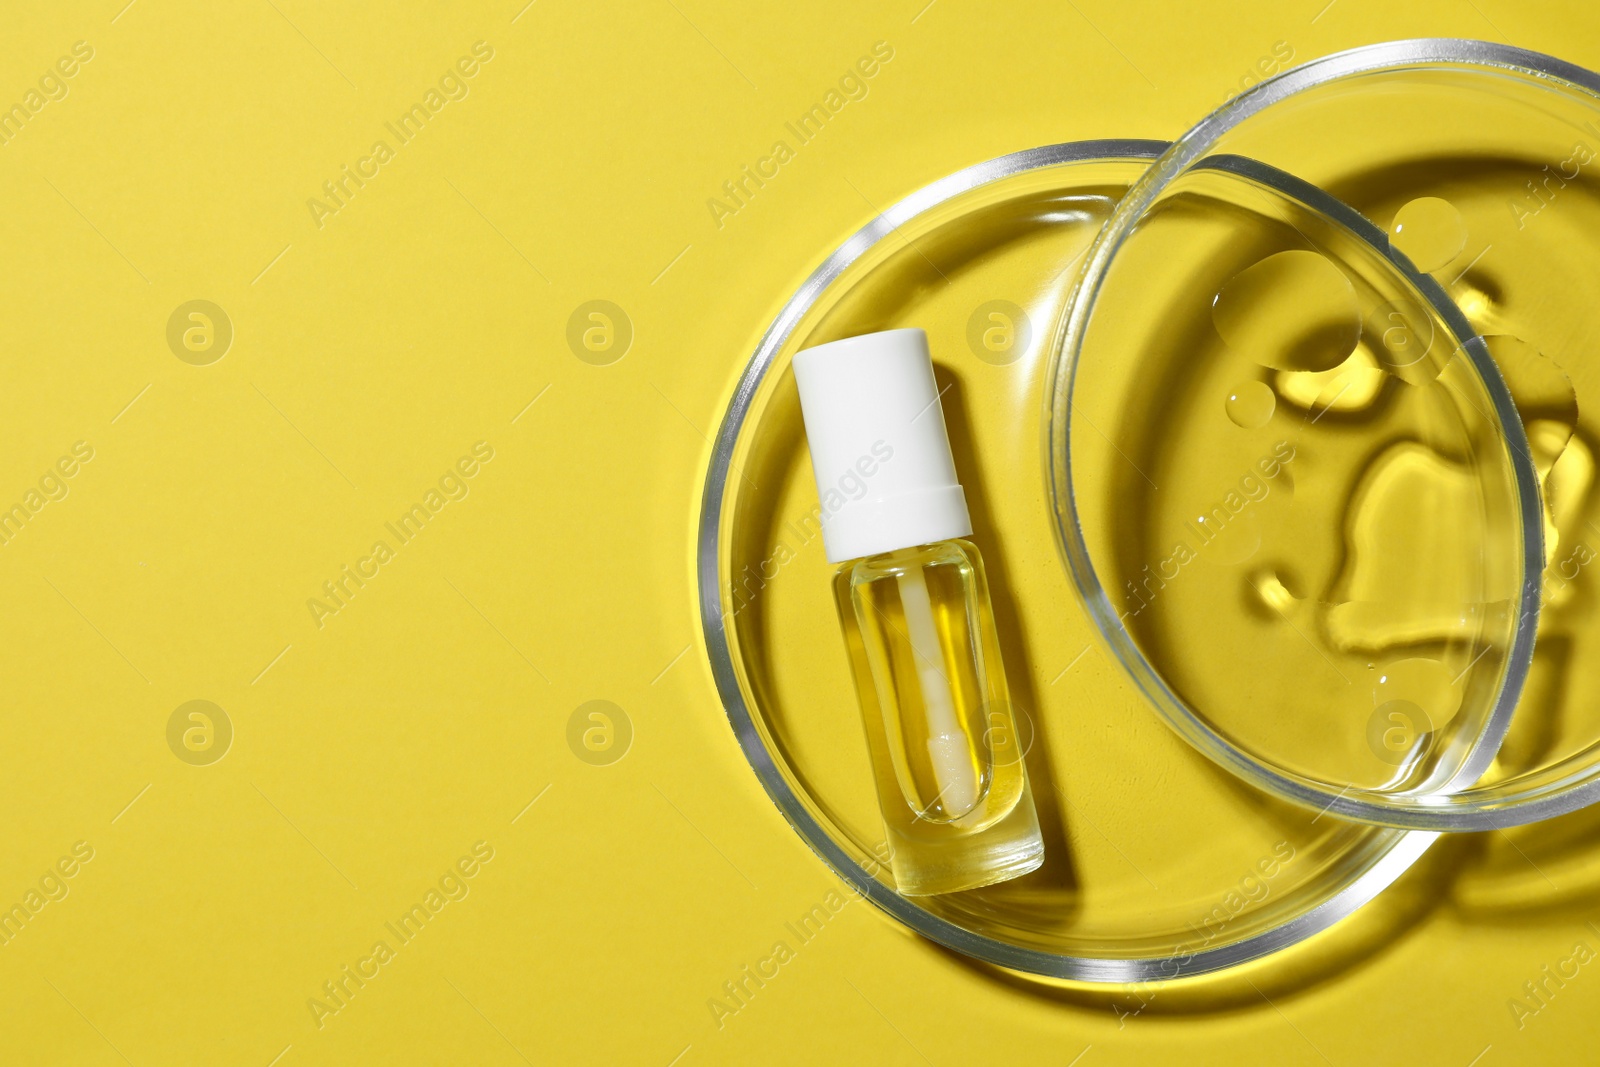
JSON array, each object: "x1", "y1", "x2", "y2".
[
  {"x1": 1225, "y1": 380, "x2": 1276, "y2": 428},
  {"x1": 1390, "y1": 197, "x2": 1467, "y2": 273},
  {"x1": 1213, "y1": 250, "x2": 1361, "y2": 373}
]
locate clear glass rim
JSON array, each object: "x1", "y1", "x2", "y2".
[
  {"x1": 696, "y1": 139, "x2": 1434, "y2": 982},
  {"x1": 1046, "y1": 39, "x2": 1600, "y2": 830}
]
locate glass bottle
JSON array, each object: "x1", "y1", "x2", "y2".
[{"x1": 793, "y1": 328, "x2": 1044, "y2": 895}]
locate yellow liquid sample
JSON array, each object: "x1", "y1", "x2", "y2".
[
  {"x1": 834, "y1": 539, "x2": 1043, "y2": 896},
  {"x1": 1070, "y1": 164, "x2": 1533, "y2": 795}
]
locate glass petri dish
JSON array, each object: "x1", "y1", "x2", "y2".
[
  {"x1": 1051, "y1": 40, "x2": 1600, "y2": 830},
  {"x1": 699, "y1": 141, "x2": 1432, "y2": 980}
]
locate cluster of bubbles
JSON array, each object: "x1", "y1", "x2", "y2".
[{"x1": 1200, "y1": 197, "x2": 1579, "y2": 771}]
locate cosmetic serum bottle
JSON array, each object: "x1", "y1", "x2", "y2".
[{"x1": 793, "y1": 328, "x2": 1044, "y2": 896}]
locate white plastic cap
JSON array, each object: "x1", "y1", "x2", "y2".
[{"x1": 792, "y1": 328, "x2": 972, "y2": 564}]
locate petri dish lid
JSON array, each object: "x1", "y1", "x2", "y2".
[
  {"x1": 700, "y1": 140, "x2": 1435, "y2": 981},
  {"x1": 1050, "y1": 40, "x2": 1600, "y2": 830}
]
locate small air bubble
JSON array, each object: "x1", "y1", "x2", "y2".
[
  {"x1": 1226, "y1": 380, "x2": 1276, "y2": 428},
  {"x1": 1391, "y1": 197, "x2": 1467, "y2": 273}
]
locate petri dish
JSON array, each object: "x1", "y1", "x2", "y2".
[
  {"x1": 699, "y1": 141, "x2": 1433, "y2": 980},
  {"x1": 1051, "y1": 40, "x2": 1600, "y2": 830}
]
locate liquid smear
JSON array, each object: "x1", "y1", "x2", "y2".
[
  {"x1": 1123, "y1": 229, "x2": 1540, "y2": 789},
  {"x1": 1322, "y1": 338, "x2": 1579, "y2": 772},
  {"x1": 1299, "y1": 299, "x2": 1510, "y2": 727},
  {"x1": 1325, "y1": 338, "x2": 1578, "y2": 630}
]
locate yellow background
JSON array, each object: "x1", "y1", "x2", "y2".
[{"x1": 1, "y1": 0, "x2": 1599, "y2": 1063}]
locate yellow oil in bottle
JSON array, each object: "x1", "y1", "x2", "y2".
[{"x1": 834, "y1": 539, "x2": 1042, "y2": 896}]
